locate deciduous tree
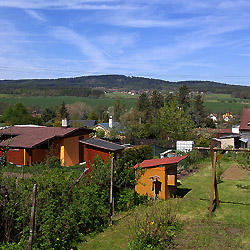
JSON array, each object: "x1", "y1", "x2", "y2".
[{"x1": 157, "y1": 101, "x2": 195, "y2": 141}]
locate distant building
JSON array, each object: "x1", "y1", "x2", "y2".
[
  {"x1": 239, "y1": 108, "x2": 250, "y2": 147},
  {"x1": 93, "y1": 116, "x2": 121, "y2": 137},
  {"x1": 222, "y1": 112, "x2": 234, "y2": 122}
]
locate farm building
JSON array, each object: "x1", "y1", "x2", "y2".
[
  {"x1": 79, "y1": 138, "x2": 125, "y2": 169},
  {"x1": 134, "y1": 155, "x2": 187, "y2": 200},
  {"x1": 0, "y1": 125, "x2": 92, "y2": 166}
]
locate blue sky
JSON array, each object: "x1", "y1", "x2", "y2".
[{"x1": 1, "y1": 0, "x2": 250, "y2": 85}]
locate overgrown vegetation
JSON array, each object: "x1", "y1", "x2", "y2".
[
  {"x1": 0, "y1": 168, "x2": 109, "y2": 249},
  {"x1": 0, "y1": 145, "x2": 153, "y2": 249},
  {"x1": 127, "y1": 200, "x2": 179, "y2": 250}
]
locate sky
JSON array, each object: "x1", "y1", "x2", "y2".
[{"x1": 1, "y1": 0, "x2": 250, "y2": 86}]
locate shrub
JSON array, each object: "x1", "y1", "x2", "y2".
[
  {"x1": 127, "y1": 200, "x2": 179, "y2": 250},
  {"x1": 236, "y1": 150, "x2": 250, "y2": 170},
  {"x1": 0, "y1": 168, "x2": 108, "y2": 249},
  {"x1": 45, "y1": 156, "x2": 61, "y2": 168}
]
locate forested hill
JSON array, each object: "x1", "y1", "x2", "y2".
[{"x1": 0, "y1": 74, "x2": 250, "y2": 96}]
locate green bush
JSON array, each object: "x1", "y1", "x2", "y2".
[
  {"x1": 186, "y1": 149, "x2": 206, "y2": 165},
  {"x1": 0, "y1": 168, "x2": 108, "y2": 249},
  {"x1": 0, "y1": 242, "x2": 24, "y2": 250},
  {"x1": 236, "y1": 150, "x2": 250, "y2": 170},
  {"x1": 45, "y1": 156, "x2": 61, "y2": 168},
  {"x1": 127, "y1": 200, "x2": 179, "y2": 250}
]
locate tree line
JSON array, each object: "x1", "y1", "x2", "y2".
[{"x1": 1, "y1": 74, "x2": 250, "y2": 96}]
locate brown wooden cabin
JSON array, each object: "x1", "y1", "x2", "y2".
[{"x1": 0, "y1": 126, "x2": 92, "y2": 166}]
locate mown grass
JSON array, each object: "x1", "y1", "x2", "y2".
[{"x1": 78, "y1": 159, "x2": 250, "y2": 250}]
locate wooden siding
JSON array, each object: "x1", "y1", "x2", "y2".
[
  {"x1": 6, "y1": 149, "x2": 24, "y2": 165},
  {"x1": 135, "y1": 164, "x2": 178, "y2": 200},
  {"x1": 84, "y1": 145, "x2": 112, "y2": 169}
]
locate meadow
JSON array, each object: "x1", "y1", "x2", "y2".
[
  {"x1": 0, "y1": 93, "x2": 250, "y2": 114},
  {"x1": 0, "y1": 95, "x2": 137, "y2": 109}
]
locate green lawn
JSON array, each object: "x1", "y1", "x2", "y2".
[{"x1": 78, "y1": 159, "x2": 250, "y2": 250}]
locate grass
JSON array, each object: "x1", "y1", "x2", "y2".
[
  {"x1": 0, "y1": 92, "x2": 250, "y2": 115},
  {"x1": 0, "y1": 95, "x2": 137, "y2": 109},
  {"x1": 78, "y1": 159, "x2": 250, "y2": 250}
]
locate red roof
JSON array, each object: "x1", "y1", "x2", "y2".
[
  {"x1": 240, "y1": 108, "x2": 250, "y2": 130},
  {"x1": 134, "y1": 155, "x2": 188, "y2": 168},
  {"x1": 0, "y1": 126, "x2": 92, "y2": 148}
]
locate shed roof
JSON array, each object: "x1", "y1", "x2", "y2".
[
  {"x1": 0, "y1": 126, "x2": 92, "y2": 149},
  {"x1": 240, "y1": 108, "x2": 250, "y2": 130},
  {"x1": 79, "y1": 138, "x2": 125, "y2": 151},
  {"x1": 134, "y1": 155, "x2": 188, "y2": 168}
]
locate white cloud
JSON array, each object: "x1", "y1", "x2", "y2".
[
  {"x1": 0, "y1": 0, "x2": 134, "y2": 10},
  {"x1": 25, "y1": 9, "x2": 46, "y2": 21},
  {"x1": 50, "y1": 26, "x2": 109, "y2": 70}
]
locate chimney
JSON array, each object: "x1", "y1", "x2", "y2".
[
  {"x1": 62, "y1": 118, "x2": 69, "y2": 128},
  {"x1": 109, "y1": 116, "x2": 113, "y2": 128}
]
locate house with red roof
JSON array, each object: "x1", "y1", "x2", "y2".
[
  {"x1": 240, "y1": 108, "x2": 250, "y2": 147},
  {"x1": 134, "y1": 155, "x2": 187, "y2": 200},
  {"x1": 0, "y1": 125, "x2": 92, "y2": 166}
]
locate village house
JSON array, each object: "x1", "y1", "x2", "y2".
[
  {"x1": 93, "y1": 116, "x2": 123, "y2": 138},
  {"x1": 0, "y1": 125, "x2": 92, "y2": 166},
  {"x1": 134, "y1": 155, "x2": 187, "y2": 200},
  {"x1": 239, "y1": 108, "x2": 250, "y2": 147}
]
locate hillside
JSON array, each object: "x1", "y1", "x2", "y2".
[{"x1": 1, "y1": 75, "x2": 250, "y2": 96}]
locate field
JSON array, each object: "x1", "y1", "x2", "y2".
[
  {"x1": 0, "y1": 93, "x2": 250, "y2": 114},
  {"x1": 203, "y1": 93, "x2": 250, "y2": 114},
  {"x1": 78, "y1": 159, "x2": 250, "y2": 250},
  {"x1": 0, "y1": 95, "x2": 137, "y2": 109}
]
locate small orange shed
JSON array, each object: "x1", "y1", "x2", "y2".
[{"x1": 135, "y1": 155, "x2": 187, "y2": 200}]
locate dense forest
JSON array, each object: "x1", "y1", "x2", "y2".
[{"x1": 1, "y1": 74, "x2": 250, "y2": 96}]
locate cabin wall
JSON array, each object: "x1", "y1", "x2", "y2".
[{"x1": 135, "y1": 166, "x2": 166, "y2": 199}]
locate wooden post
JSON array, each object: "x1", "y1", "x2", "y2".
[
  {"x1": 209, "y1": 150, "x2": 218, "y2": 217},
  {"x1": 110, "y1": 157, "x2": 114, "y2": 225},
  {"x1": 28, "y1": 184, "x2": 37, "y2": 250}
]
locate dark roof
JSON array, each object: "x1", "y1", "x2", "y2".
[
  {"x1": 83, "y1": 120, "x2": 97, "y2": 127},
  {"x1": 79, "y1": 138, "x2": 125, "y2": 151},
  {"x1": 220, "y1": 134, "x2": 240, "y2": 139},
  {"x1": 240, "y1": 108, "x2": 250, "y2": 130},
  {"x1": 69, "y1": 120, "x2": 97, "y2": 128},
  {"x1": 0, "y1": 126, "x2": 92, "y2": 149},
  {"x1": 134, "y1": 155, "x2": 188, "y2": 168}
]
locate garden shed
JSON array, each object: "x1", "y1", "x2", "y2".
[
  {"x1": 134, "y1": 155, "x2": 187, "y2": 200},
  {"x1": 79, "y1": 138, "x2": 125, "y2": 169}
]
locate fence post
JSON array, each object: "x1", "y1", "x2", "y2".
[
  {"x1": 110, "y1": 157, "x2": 114, "y2": 225},
  {"x1": 28, "y1": 184, "x2": 37, "y2": 250}
]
